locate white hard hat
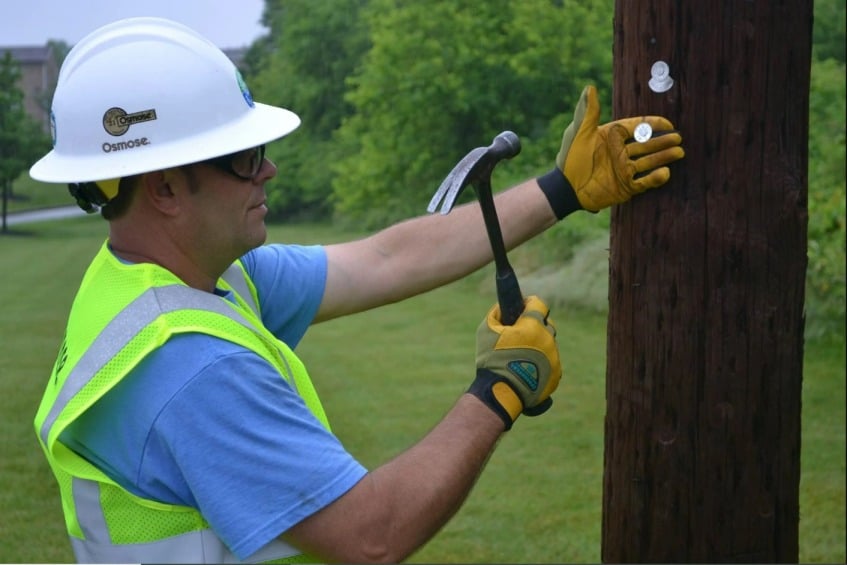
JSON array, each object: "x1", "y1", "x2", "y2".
[{"x1": 30, "y1": 16, "x2": 301, "y2": 184}]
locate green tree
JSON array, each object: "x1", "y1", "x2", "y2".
[
  {"x1": 332, "y1": 0, "x2": 613, "y2": 228},
  {"x1": 249, "y1": 0, "x2": 370, "y2": 220},
  {"x1": 0, "y1": 52, "x2": 51, "y2": 233},
  {"x1": 813, "y1": 0, "x2": 845, "y2": 63},
  {"x1": 806, "y1": 55, "x2": 846, "y2": 336}
]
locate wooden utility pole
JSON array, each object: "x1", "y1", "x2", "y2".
[{"x1": 603, "y1": 1, "x2": 811, "y2": 562}]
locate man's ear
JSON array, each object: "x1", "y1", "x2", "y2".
[{"x1": 142, "y1": 170, "x2": 179, "y2": 216}]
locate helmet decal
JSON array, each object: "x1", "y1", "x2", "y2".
[
  {"x1": 102, "y1": 107, "x2": 158, "y2": 137},
  {"x1": 236, "y1": 70, "x2": 255, "y2": 108},
  {"x1": 50, "y1": 111, "x2": 57, "y2": 148}
]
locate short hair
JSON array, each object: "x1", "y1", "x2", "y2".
[{"x1": 101, "y1": 175, "x2": 141, "y2": 220}]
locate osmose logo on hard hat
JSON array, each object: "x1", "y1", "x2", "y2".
[{"x1": 102, "y1": 106, "x2": 158, "y2": 136}]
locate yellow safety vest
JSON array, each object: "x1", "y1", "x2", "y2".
[{"x1": 34, "y1": 241, "x2": 327, "y2": 563}]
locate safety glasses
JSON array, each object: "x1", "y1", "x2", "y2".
[{"x1": 204, "y1": 144, "x2": 266, "y2": 181}]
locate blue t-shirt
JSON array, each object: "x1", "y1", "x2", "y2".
[{"x1": 61, "y1": 243, "x2": 368, "y2": 560}]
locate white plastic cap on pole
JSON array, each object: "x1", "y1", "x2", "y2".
[{"x1": 30, "y1": 16, "x2": 301, "y2": 184}]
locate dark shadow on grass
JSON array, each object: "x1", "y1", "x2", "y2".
[{"x1": 0, "y1": 228, "x2": 37, "y2": 237}]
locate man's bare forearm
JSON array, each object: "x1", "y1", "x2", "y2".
[
  {"x1": 318, "y1": 179, "x2": 556, "y2": 321},
  {"x1": 283, "y1": 394, "x2": 505, "y2": 563}
]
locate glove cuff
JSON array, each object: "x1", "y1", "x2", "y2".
[
  {"x1": 467, "y1": 369, "x2": 524, "y2": 431},
  {"x1": 537, "y1": 168, "x2": 582, "y2": 220}
]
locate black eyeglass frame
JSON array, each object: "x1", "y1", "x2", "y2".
[{"x1": 204, "y1": 144, "x2": 266, "y2": 181}]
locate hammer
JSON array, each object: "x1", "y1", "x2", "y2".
[{"x1": 428, "y1": 131, "x2": 524, "y2": 325}]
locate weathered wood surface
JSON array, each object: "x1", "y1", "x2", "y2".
[{"x1": 603, "y1": 1, "x2": 811, "y2": 562}]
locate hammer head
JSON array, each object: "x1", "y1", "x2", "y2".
[{"x1": 427, "y1": 130, "x2": 521, "y2": 215}]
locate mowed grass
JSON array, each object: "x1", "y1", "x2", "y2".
[
  {"x1": 4, "y1": 176, "x2": 70, "y2": 214},
  {"x1": 0, "y1": 216, "x2": 844, "y2": 563}
]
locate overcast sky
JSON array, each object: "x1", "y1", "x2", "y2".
[{"x1": 0, "y1": 0, "x2": 268, "y2": 49}]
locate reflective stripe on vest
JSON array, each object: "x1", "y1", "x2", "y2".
[
  {"x1": 220, "y1": 264, "x2": 301, "y2": 395},
  {"x1": 221, "y1": 262, "x2": 261, "y2": 318},
  {"x1": 40, "y1": 284, "x2": 262, "y2": 447},
  {"x1": 71, "y1": 478, "x2": 302, "y2": 564}
]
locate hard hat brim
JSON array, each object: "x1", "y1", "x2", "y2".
[{"x1": 30, "y1": 102, "x2": 301, "y2": 184}]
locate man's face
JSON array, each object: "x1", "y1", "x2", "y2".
[{"x1": 175, "y1": 151, "x2": 276, "y2": 267}]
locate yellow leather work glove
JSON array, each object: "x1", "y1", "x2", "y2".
[
  {"x1": 469, "y1": 296, "x2": 562, "y2": 430},
  {"x1": 539, "y1": 85, "x2": 685, "y2": 214}
]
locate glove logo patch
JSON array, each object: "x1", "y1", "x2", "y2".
[{"x1": 508, "y1": 360, "x2": 539, "y2": 391}]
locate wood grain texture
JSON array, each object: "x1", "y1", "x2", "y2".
[{"x1": 603, "y1": 1, "x2": 811, "y2": 562}]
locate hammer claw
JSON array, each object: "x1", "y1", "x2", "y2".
[
  {"x1": 426, "y1": 146, "x2": 488, "y2": 214},
  {"x1": 426, "y1": 176, "x2": 459, "y2": 215}
]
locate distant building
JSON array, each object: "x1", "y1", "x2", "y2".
[
  {"x1": 223, "y1": 47, "x2": 249, "y2": 71},
  {"x1": 1, "y1": 44, "x2": 60, "y2": 134},
  {"x1": 2, "y1": 44, "x2": 250, "y2": 135}
]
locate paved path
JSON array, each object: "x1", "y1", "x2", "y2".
[{"x1": 3, "y1": 206, "x2": 89, "y2": 227}]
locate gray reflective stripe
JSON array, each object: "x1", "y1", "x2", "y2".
[
  {"x1": 220, "y1": 265, "x2": 298, "y2": 394},
  {"x1": 71, "y1": 477, "x2": 302, "y2": 563},
  {"x1": 40, "y1": 284, "x2": 257, "y2": 447},
  {"x1": 222, "y1": 263, "x2": 260, "y2": 318},
  {"x1": 73, "y1": 477, "x2": 109, "y2": 542}
]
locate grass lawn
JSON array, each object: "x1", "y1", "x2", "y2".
[
  {"x1": 4, "y1": 176, "x2": 71, "y2": 214},
  {"x1": 0, "y1": 216, "x2": 843, "y2": 563}
]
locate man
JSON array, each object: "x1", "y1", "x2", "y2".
[{"x1": 30, "y1": 17, "x2": 683, "y2": 564}]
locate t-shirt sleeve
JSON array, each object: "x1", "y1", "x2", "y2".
[
  {"x1": 239, "y1": 244, "x2": 327, "y2": 348},
  {"x1": 141, "y1": 349, "x2": 368, "y2": 560}
]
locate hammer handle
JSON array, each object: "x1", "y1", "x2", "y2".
[
  {"x1": 475, "y1": 179, "x2": 525, "y2": 326},
  {"x1": 496, "y1": 268, "x2": 524, "y2": 326}
]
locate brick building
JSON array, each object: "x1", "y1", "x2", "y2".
[{"x1": 1, "y1": 44, "x2": 60, "y2": 134}]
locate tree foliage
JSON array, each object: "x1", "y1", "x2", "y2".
[
  {"x1": 249, "y1": 0, "x2": 613, "y2": 226},
  {"x1": 798, "y1": 0, "x2": 846, "y2": 336},
  {"x1": 331, "y1": 0, "x2": 613, "y2": 227},
  {"x1": 0, "y1": 52, "x2": 51, "y2": 232},
  {"x1": 812, "y1": 0, "x2": 845, "y2": 63},
  {"x1": 249, "y1": 0, "x2": 370, "y2": 220}
]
